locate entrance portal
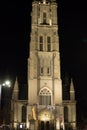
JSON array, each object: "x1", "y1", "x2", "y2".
[
  {"x1": 39, "y1": 120, "x2": 55, "y2": 130},
  {"x1": 38, "y1": 109, "x2": 54, "y2": 130}
]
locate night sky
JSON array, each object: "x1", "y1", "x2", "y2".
[{"x1": 0, "y1": 0, "x2": 87, "y2": 122}]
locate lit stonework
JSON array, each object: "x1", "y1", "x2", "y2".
[{"x1": 11, "y1": 0, "x2": 76, "y2": 130}]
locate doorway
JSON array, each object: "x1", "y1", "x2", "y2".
[
  {"x1": 40, "y1": 121, "x2": 50, "y2": 130},
  {"x1": 38, "y1": 109, "x2": 54, "y2": 130}
]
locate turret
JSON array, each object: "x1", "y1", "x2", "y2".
[
  {"x1": 32, "y1": 0, "x2": 39, "y2": 25},
  {"x1": 70, "y1": 78, "x2": 75, "y2": 101},
  {"x1": 51, "y1": 0, "x2": 57, "y2": 25}
]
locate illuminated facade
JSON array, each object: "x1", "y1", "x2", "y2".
[{"x1": 11, "y1": 0, "x2": 76, "y2": 130}]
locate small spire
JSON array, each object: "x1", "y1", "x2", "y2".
[
  {"x1": 12, "y1": 77, "x2": 19, "y2": 100},
  {"x1": 14, "y1": 77, "x2": 19, "y2": 92},
  {"x1": 70, "y1": 79, "x2": 74, "y2": 92},
  {"x1": 70, "y1": 78, "x2": 75, "y2": 101}
]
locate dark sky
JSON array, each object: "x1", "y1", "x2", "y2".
[{"x1": 0, "y1": 0, "x2": 87, "y2": 120}]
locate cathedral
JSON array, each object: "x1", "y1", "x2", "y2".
[{"x1": 11, "y1": 0, "x2": 76, "y2": 130}]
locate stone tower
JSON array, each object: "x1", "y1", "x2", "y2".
[{"x1": 11, "y1": 0, "x2": 76, "y2": 130}]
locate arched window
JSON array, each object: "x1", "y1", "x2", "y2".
[
  {"x1": 22, "y1": 106, "x2": 26, "y2": 122},
  {"x1": 64, "y1": 106, "x2": 68, "y2": 122},
  {"x1": 39, "y1": 87, "x2": 52, "y2": 105}
]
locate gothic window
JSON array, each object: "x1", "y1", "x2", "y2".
[
  {"x1": 47, "y1": 36, "x2": 51, "y2": 51},
  {"x1": 64, "y1": 106, "x2": 68, "y2": 122},
  {"x1": 43, "y1": 12, "x2": 46, "y2": 24},
  {"x1": 22, "y1": 106, "x2": 26, "y2": 122},
  {"x1": 39, "y1": 88, "x2": 52, "y2": 105},
  {"x1": 39, "y1": 36, "x2": 43, "y2": 51}
]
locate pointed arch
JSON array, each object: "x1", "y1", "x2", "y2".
[
  {"x1": 39, "y1": 87, "x2": 52, "y2": 105},
  {"x1": 39, "y1": 87, "x2": 52, "y2": 95}
]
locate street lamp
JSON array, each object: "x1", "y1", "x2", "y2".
[{"x1": 0, "y1": 80, "x2": 11, "y2": 109}]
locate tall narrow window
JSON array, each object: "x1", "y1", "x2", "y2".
[
  {"x1": 47, "y1": 36, "x2": 51, "y2": 51},
  {"x1": 43, "y1": 12, "x2": 46, "y2": 24},
  {"x1": 22, "y1": 106, "x2": 26, "y2": 122},
  {"x1": 41, "y1": 67, "x2": 43, "y2": 75},
  {"x1": 64, "y1": 106, "x2": 68, "y2": 122},
  {"x1": 47, "y1": 67, "x2": 50, "y2": 74},
  {"x1": 39, "y1": 36, "x2": 43, "y2": 51}
]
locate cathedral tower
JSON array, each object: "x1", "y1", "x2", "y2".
[
  {"x1": 28, "y1": 0, "x2": 62, "y2": 106},
  {"x1": 11, "y1": 0, "x2": 77, "y2": 130}
]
